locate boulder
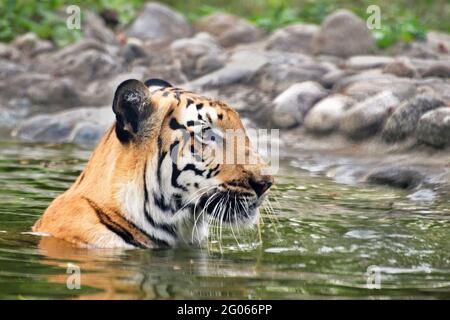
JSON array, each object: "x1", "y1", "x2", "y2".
[
  {"x1": 382, "y1": 58, "x2": 418, "y2": 78},
  {"x1": 271, "y1": 81, "x2": 327, "y2": 129},
  {"x1": 416, "y1": 108, "x2": 450, "y2": 148},
  {"x1": 381, "y1": 95, "x2": 444, "y2": 143},
  {"x1": 186, "y1": 50, "x2": 268, "y2": 90},
  {"x1": 345, "y1": 55, "x2": 394, "y2": 70},
  {"x1": 195, "y1": 13, "x2": 263, "y2": 47},
  {"x1": 170, "y1": 33, "x2": 226, "y2": 79},
  {"x1": 340, "y1": 91, "x2": 400, "y2": 139},
  {"x1": 12, "y1": 32, "x2": 53, "y2": 57},
  {"x1": 54, "y1": 49, "x2": 122, "y2": 81},
  {"x1": 25, "y1": 77, "x2": 84, "y2": 108},
  {"x1": 304, "y1": 94, "x2": 355, "y2": 134},
  {"x1": 0, "y1": 59, "x2": 25, "y2": 79},
  {"x1": 266, "y1": 23, "x2": 318, "y2": 54},
  {"x1": 83, "y1": 11, "x2": 118, "y2": 45},
  {"x1": 252, "y1": 52, "x2": 331, "y2": 94},
  {"x1": 0, "y1": 43, "x2": 21, "y2": 61},
  {"x1": 338, "y1": 71, "x2": 416, "y2": 101},
  {"x1": 366, "y1": 167, "x2": 425, "y2": 189},
  {"x1": 13, "y1": 106, "x2": 114, "y2": 145},
  {"x1": 126, "y1": 2, "x2": 193, "y2": 41},
  {"x1": 421, "y1": 62, "x2": 450, "y2": 78},
  {"x1": 312, "y1": 9, "x2": 375, "y2": 57}
]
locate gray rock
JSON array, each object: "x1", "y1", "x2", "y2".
[
  {"x1": 338, "y1": 71, "x2": 416, "y2": 101},
  {"x1": 13, "y1": 106, "x2": 114, "y2": 145},
  {"x1": 120, "y1": 38, "x2": 149, "y2": 64},
  {"x1": 0, "y1": 43, "x2": 21, "y2": 61},
  {"x1": 416, "y1": 108, "x2": 450, "y2": 148},
  {"x1": 382, "y1": 58, "x2": 418, "y2": 78},
  {"x1": 0, "y1": 59, "x2": 25, "y2": 79},
  {"x1": 126, "y1": 2, "x2": 193, "y2": 41},
  {"x1": 312, "y1": 9, "x2": 375, "y2": 57},
  {"x1": 170, "y1": 33, "x2": 226, "y2": 79},
  {"x1": 266, "y1": 23, "x2": 318, "y2": 54},
  {"x1": 12, "y1": 32, "x2": 53, "y2": 57},
  {"x1": 320, "y1": 69, "x2": 356, "y2": 89},
  {"x1": 340, "y1": 91, "x2": 400, "y2": 139},
  {"x1": 186, "y1": 50, "x2": 268, "y2": 90},
  {"x1": 366, "y1": 167, "x2": 425, "y2": 189},
  {"x1": 304, "y1": 94, "x2": 355, "y2": 134},
  {"x1": 55, "y1": 49, "x2": 122, "y2": 81},
  {"x1": 381, "y1": 95, "x2": 444, "y2": 143},
  {"x1": 252, "y1": 52, "x2": 331, "y2": 94},
  {"x1": 421, "y1": 62, "x2": 450, "y2": 78},
  {"x1": 83, "y1": 11, "x2": 118, "y2": 44},
  {"x1": 271, "y1": 81, "x2": 327, "y2": 129},
  {"x1": 25, "y1": 77, "x2": 84, "y2": 107},
  {"x1": 195, "y1": 13, "x2": 263, "y2": 47},
  {"x1": 0, "y1": 98, "x2": 32, "y2": 128},
  {"x1": 345, "y1": 55, "x2": 394, "y2": 70}
]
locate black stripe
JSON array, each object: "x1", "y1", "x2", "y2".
[
  {"x1": 84, "y1": 197, "x2": 147, "y2": 248},
  {"x1": 143, "y1": 164, "x2": 177, "y2": 237}
]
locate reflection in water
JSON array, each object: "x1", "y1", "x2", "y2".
[{"x1": 0, "y1": 141, "x2": 449, "y2": 299}]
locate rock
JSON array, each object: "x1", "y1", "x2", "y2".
[
  {"x1": 0, "y1": 43, "x2": 21, "y2": 61},
  {"x1": 381, "y1": 95, "x2": 444, "y2": 143},
  {"x1": 170, "y1": 33, "x2": 226, "y2": 79},
  {"x1": 0, "y1": 98, "x2": 32, "y2": 128},
  {"x1": 266, "y1": 23, "x2": 318, "y2": 54},
  {"x1": 0, "y1": 60, "x2": 25, "y2": 79},
  {"x1": 320, "y1": 69, "x2": 356, "y2": 89},
  {"x1": 416, "y1": 108, "x2": 450, "y2": 148},
  {"x1": 13, "y1": 106, "x2": 114, "y2": 145},
  {"x1": 55, "y1": 49, "x2": 122, "y2": 81},
  {"x1": 338, "y1": 70, "x2": 416, "y2": 101},
  {"x1": 304, "y1": 94, "x2": 355, "y2": 134},
  {"x1": 195, "y1": 13, "x2": 263, "y2": 47},
  {"x1": 252, "y1": 52, "x2": 331, "y2": 94},
  {"x1": 340, "y1": 91, "x2": 400, "y2": 139},
  {"x1": 382, "y1": 58, "x2": 418, "y2": 78},
  {"x1": 271, "y1": 81, "x2": 327, "y2": 129},
  {"x1": 83, "y1": 11, "x2": 118, "y2": 44},
  {"x1": 366, "y1": 167, "x2": 425, "y2": 189},
  {"x1": 126, "y1": 2, "x2": 193, "y2": 41},
  {"x1": 12, "y1": 32, "x2": 53, "y2": 57},
  {"x1": 312, "y1": 9, "x2": 375, "y2": 57},
  {"x1": 421, "y1": 62, "x2": 450, "y2": 78},
  {"x1": 345, "y1": 55, "x2": 394, "y2": 69},
  {"x1": 25, "y1": 77, "x2": 84, "y2": 107},
  {"x1": 186, "y1": 50, "x2": 268, "y2": 90},
  {"x1": 120, "y1": 38, "x2": 149, "y2": 64}
]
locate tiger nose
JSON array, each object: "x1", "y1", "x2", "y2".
[{"x1": 249, "y1": 175, "x2": 274, "y2": 197}]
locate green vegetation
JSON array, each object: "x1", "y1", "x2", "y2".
[{"x1": 0, "y1": 0, "x2": 448, "y2": 48}]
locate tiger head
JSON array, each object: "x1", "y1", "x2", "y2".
[{"x1": 110, "y1": 78, "x2": 273, "y2": 246}]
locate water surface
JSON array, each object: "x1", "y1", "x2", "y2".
[{"x1": 0, "y1": 140, "x2": 449, "y2": 299}]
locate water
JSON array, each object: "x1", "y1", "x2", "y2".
[{"x1": 0, "y1": 140, "x2": 449, "y2": 299}]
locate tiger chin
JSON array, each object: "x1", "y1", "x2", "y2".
[{"x1": 32, "y1": 78, "x2": 273, "y2": 249}]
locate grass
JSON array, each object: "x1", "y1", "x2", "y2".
[{"x1": 0, "y1": 0, "x2": 448, "y2": 48}]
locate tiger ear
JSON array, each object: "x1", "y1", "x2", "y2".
[{"x1": 112, "y1": 79, "x2": 153, "y2": 143}]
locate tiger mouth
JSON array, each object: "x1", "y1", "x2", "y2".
[{"x1": 196, "y1": 190, "x2": 260, "y2": 223}]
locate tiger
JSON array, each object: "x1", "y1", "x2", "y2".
[{"x1": 32, "y1": 78, "x2": 273, "y2": 249}]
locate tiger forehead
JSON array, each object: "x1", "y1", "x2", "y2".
[{"x1": 150, "y1": 86, "x2": 239, "y2": 126}]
